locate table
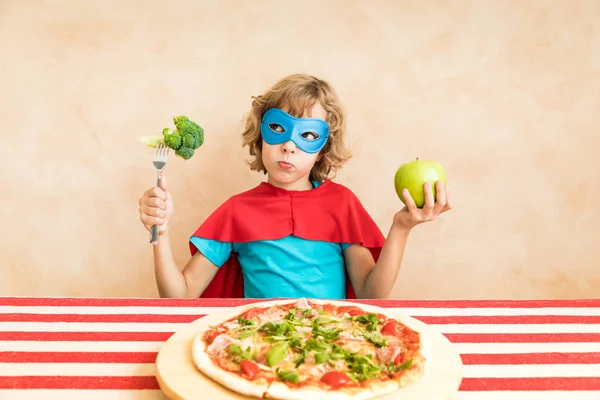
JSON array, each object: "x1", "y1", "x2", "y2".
[{"x1": 0, "y1": 297, "x2": 598, "y2": 399}]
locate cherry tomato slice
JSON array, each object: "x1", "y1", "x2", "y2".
[
  {"x1": 321, "y1": 371, "x2": 351, "y2": 388},
  {"x1": 394, "y1": 352, "x2": 402, "y2": 366},
  {"x1": 240, "y1": 360, "x2": 259, "y2": 379},
  {"x1": 348, "y1": 309, "x2": 366, "y2": 317},
  {"x1": 381, "y1": 321, "x2": 398, "y2": 336}
]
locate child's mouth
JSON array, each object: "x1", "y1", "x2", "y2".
[{"x1": 278, "y1": 161, "x2": 293, "y2": 170}]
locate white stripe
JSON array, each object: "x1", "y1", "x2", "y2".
[
  {"x1": 0, "y1": 341, "x2": 164, "y2": 352},
  {"x1": 0, "y1": 322, "x2": 187, "y2": 332},
  {"x1": 455, "y1": 392, "x2": 600, "y2": 400},
  {"x1": 464, "y1": 363, "x2": 600, "y2": 378},
  {"x1": 0, "y1": 306, "x2": 224, "y2": 316},
  {"x1": 2, "y1": 340, "x2": 599, "y2": 354},
  {"x1": 455, "y1": 342, "x2": 600, "y2": 354},
  {"x1": 0, "y1": 390, "x2": 165, "y2": 400},
  {"x1": 3, "y1": 322, "x2": 599, "y2": 333},
  {"x1": 2, "y1": 305, "x2": 599, "y2": 316},
  {"x1": 0, "y1": 363, "x2": 156, "y2": 376}
]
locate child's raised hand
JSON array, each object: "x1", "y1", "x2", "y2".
[
  {"x1": 393, "y1": 180, "x2": 452, "y2": 230},
  {"x1": 138, "y1": 175, "x2": 174, "y2": 236}
]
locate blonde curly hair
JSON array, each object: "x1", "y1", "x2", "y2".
[{"x1": 241, "y1": 74, "x2": 352, "y2": 182}]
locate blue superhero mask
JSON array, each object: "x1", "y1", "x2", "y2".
[{"x1": 260, "y1": 108, "x2": 329, "y2": 154}]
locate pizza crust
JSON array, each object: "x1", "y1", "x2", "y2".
[
  {"x1": 363, "y1": 379, "x2": 399, "y2": 399},
  {"x1": 266, "y1": 381, "x2": 375, "y2": 400},
  {"x1": 191, "y1": 335, "x2": 270, "y2": 398}
]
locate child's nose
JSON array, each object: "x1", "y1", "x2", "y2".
[{"x1": 281, "y1": 141, "x2": 296, "y2": 153}]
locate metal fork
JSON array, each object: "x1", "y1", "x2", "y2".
[{"x1": 150, "y1": 143, "x2": 169, "y2": 245}]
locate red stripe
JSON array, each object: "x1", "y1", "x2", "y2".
[
  {"x1": 0, "y1": 352, "x2": 158, "y2": 363},
  {"x1": 0, "y1": 376, "x2": 159, "y2": 389},
  {"x1": 418, "y1": 315, "x2": 600, "y2": 324},
  {"x1": 1, "y1": 297, "x2": 599, "y2": 308},
  {"x1": 460, "y1": 377, "x2": 600, "y2": 390},
  {"x1": 0, "y1": 332, "x2": 174, "y2": 341},
  {"x1": 462, "y1": 352, "x2": 600, "y2": 364},
  {"x1": 3, "y1": 313, "x2": 598, "y2": 324},
  {"x1": 3, "y1": 351, "x2": 599, "y2": 365},
  {"x1": 0, "y1": 313, "x2": 206, "y2": 323},
  {"x1": 445, "y1": 333, "x2": 600, "y2": 343},
  {"x1": 1, "y1": 376, "x2": 598, "y2": 391}
]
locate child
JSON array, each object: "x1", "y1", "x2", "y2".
[{"x1": 138, "y1": 74, "x2": 452, "y2": 299}]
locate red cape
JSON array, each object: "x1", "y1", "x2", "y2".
[{"x1": 189, "y1": 180, "x2": 385, "y2": 299}]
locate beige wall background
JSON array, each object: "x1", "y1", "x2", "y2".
[{"x1": 1, "y1": 0, "x2": 599, "y2": 299}]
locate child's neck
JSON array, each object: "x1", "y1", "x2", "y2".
[{"x1": 267, "y1": 176, "x2": 313, "y2": 191}]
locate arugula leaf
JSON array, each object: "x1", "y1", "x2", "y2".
[
  {"x1": 236, "y1": 330, "x2": 256, "y2": 340},
  {"x1": 387, "y1": 359, "x2": 413, "y2": 373},
  {"x1": 351, "y1": 313, "x2": 381, "y2": 332},
  {"x1": 364, "y1": 332, "x2": 387, "y2": 348},
  {"x1": 284, "y1": 308, "x2": 316, "y2": 326},
  {"x1": 228, "y1": 344, "x2": 242, "y2": 355},
  {"x1": 344, "y1": 353, "x2": 384, "y2": 382},
  {"x1": 304, "y1": 339, "x2": 331, "y2": 352},
  {"x1": 237, "y1": 316, "x2": 256, "y2": 327},
  {"x1": 330, "y1": 344, "x2": 349, "y2": 360},
  {"x1": 259, "y1": 321, "x2": 296, "y2": 337},
  {"x1": 311, "y1": 320, "x2": 341, "y2": 342},
  {"x1": 227, "y1": 344, "x2": 254, "y2": 361},
  {"x1": 314, "y1": 351, "x2": 330, "y2": 364},
  {"x1": 294, "y1": 349, "x2": 308, "y2": 367},
  {"x1": 276, "y1": 368, "x2": 299, "y2": 383}
]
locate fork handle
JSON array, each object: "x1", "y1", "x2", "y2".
[{"x1": 149, "y1": 174, "x2": 162, "y2": 245}]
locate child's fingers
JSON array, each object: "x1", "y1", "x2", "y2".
[
  {"x1": 160, "y1": 175, "x2": 168, "y2": 191},
  {"x1": 402, "y1": 189, "x2": 418, "y2": 212},
  {"x1": 141, "y1": 214, "x2": 164, "y2": 230},
  {"x1": 146, "y1": 187, "x2": 167, "y2": 201},
  {"x1": 443, "y1": 186, "x2": 453, "y2": 211},
  {"x1": 423, "y1": 182, "x2": 435, "y2": 213},
  {"x1": 142, "y1": 205, "x2": 166, "y2": 218},
  {"x1": 433, "y1": 180, "x2": 447, "y2": 214},
  {"x1": 143, "y1": 196, "x2": 166, "y2": 210}
]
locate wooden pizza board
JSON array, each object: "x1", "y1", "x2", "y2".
[{"x1": 156, "y1": 299, "x2": 463, "y2": 400}]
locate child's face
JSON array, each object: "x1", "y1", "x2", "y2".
[{"x1": 262, "y1": 103, "x2": 326, "y2": 188}]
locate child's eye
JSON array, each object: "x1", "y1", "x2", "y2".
[
  {"x1": 301, "y1": 132, "x2": 319, "y2": 141},
  {"x1": 268, "y1": 123, "x2": 285, "y2": 133}
]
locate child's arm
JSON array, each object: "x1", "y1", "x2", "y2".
[
  {"x1": 345, "y1": 181, "x2": 452, "y2": 299},
  {"x1": 153, "y1": 233, "x2": 219, "y2": 298},
  {"x1": 139, "y1": 175, "x2": 218, "y2": 298}
]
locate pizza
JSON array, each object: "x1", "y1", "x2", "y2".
[{"x1": 191, "y1": 298, "x2": 426, "y2": 399}]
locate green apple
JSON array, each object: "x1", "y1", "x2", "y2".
[{"x1": 394, "y1": 158, "x2": 446, "y2": 208}]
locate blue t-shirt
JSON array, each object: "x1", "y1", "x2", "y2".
[{"x1": 189, "y1": 181, "x2": 352, "y2": 299}]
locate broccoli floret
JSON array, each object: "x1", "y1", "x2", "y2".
[
  {"x1": 163, "y1": 128, "x2": 182, "y2": 150},
  {"x1": 173, "y1": 116, "x2": 204, "y2": 150},
  {"x1": 181, "y1": 133, "x2": 195, "y2": 149},
  {"x1": 175, "y1": 147, "x2": 194, "y2": 160},
  {"x1": 141, "y1": 115, "x2": 204, "y2": 160}
]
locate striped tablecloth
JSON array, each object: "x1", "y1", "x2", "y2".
[{"x1": 0, "y1": 297, "x2": 599, "y2": 399}]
